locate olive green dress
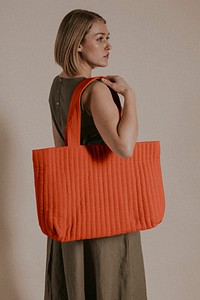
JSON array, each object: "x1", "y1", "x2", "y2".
[{"x1": 44, "y1": 76, "x2": 147, "y2": 300}]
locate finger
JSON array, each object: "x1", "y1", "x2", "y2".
[
  {"x1": 105, "y1": 75, "x2": 118, "y2": 82},
  {"x1": 101, "y1": 77, "x2": 114, "y2": 88}
]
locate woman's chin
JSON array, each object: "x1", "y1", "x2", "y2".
[
  {"x1": 99, "y1": 61, "x2": 109, "y2": 67},
  {"x1": 92, "y1": 63, "x2": 108, "y2": 69}
]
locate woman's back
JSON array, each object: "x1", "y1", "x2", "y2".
[{"x1": 49, "y1": 76, "x2": 105, "y2": 146}]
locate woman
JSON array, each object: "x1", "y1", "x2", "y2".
[{"x1": 45, "y1": 9, "x2": 147, "y2": 300}]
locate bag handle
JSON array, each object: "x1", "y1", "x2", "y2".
[{"x1": 65, "y1": 76, "x2": 122, "y2": 146}]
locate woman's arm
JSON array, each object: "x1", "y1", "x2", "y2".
[{"x1": 82, "y1": 76, "x2": 138, "y2": 158}]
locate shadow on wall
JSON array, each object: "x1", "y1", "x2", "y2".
[{"x1": 0, "y1": 115, "x2": 21, "y2": 299}]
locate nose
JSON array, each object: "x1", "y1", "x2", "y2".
[{"x1": 106, "y1": 41, "x2": 112, "y2": 50}]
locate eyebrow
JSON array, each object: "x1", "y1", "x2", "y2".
[{"x1": 94, "y1": 32, "x2": 110, "y2": 36}]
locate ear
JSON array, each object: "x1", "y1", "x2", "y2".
[{"x1": 78, "y1": 44, "x2": 83, "y2": 53}]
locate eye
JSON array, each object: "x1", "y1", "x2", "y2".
[
  {"x1": 97, "y1": 36, "x2": 104, "y2": 42},
  {"x1": 97, "y1": 35, "x2": 110, "y2": 42}
]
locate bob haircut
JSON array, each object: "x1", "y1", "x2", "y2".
[{"x1": 54, "y1": 9, "x2": 106, "y2": 77}]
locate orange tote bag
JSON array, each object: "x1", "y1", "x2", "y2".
[{"x1": 32, "y1": 76, "x2": 165, "y2": 242}]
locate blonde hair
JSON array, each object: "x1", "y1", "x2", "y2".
[{"x1": 54, "y1": 9, "x2": 106, "y2": 77}]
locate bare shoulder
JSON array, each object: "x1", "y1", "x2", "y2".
[
  {"x1": 82, "y1": 79, "x2": 118, "y2": 117},
  {"x1": 89, "y1": 79, "x2": 110, "y2": 93},
  {"x1": 82, "y1": 79, "x2": 112, "y2": 107}
]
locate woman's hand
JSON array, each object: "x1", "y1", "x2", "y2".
[{"x1": 101, "y1": 75, "x2": 135, "y2": 97}]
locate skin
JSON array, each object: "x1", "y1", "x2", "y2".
[
  {"x1": 56, "y1": 21, "x2": 138, "y2": 158},
  {"x1": 77, "y1": 21, "x2": 112, "y2": 75}
]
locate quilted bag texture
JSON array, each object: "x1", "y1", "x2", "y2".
[{"x1": 32, "y1": 77, "x2": 165, "y2": 242}]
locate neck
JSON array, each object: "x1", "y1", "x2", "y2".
[
  {"x1": 77, "y1": 61, "x2": 93, "y2": 78},
  {"x1": 60, "y1": 64, "x2": 93, "y2": 79}
]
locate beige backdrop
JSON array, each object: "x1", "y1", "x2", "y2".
[{"x1": 0, "y1": 0, "x2": 200, "y2": 299}]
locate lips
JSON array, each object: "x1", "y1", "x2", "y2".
[{"x1": 104, "y1": 53, "x2": 109, "y2": 58}]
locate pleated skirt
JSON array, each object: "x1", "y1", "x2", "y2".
[{"x1": 44, "y1": 231, "x2": 147, "y2": 300}]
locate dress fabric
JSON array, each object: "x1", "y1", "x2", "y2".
[{"x1": 44, "y1": 76, "x2": 147, "y2": 300}]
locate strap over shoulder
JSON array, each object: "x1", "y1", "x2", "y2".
[{"x1": 65, "y1": 76, "x2": 122, "y2": 146}]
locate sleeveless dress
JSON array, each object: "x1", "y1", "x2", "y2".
[{"x1": 44, "y1": 76, "x2": 147, "y2": 300}]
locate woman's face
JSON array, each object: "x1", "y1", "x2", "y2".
[{"x1": 78, "y1": 21, "x2": 111, "y2": 70}]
